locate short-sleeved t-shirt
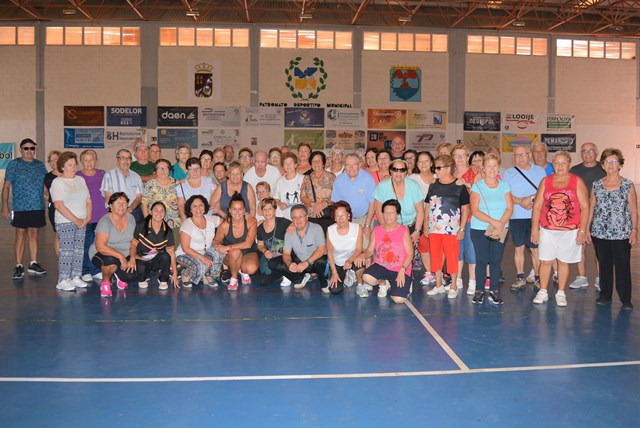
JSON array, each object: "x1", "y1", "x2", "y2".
[
  {"x1": 470, "y1": 180, "x2": 511, "y2": 231},
  {"x1": 133, "y1": 218, "x2": 175, "y2": 258},
  {"x1": 131, "y1": 161, "x2": 156, "y2": 177},
  {"x1": 77, "y1": 169, "x2": 107, "y2": 223},
  {"x1": 283, "y1": 222, "x2": 325, "y2": 261},
  {"x1": 274, "y1": 174, "x2": 304, "y2": 220},
  {"x1": 5, "y1": 158, "x2": 47, "y2": 211},
  {"x1": 177, "y1": 177, "x2": 217, "y2": 203},
  {"x1": 50, "y1": 176, "x2": 90, "y2": 224},
  {"x1": 176, "y1": 215, "x2": 220, "y2": 256},
  {"x1": 88, "y1": 213, "x2": 136, "y2": 259},
  {"x1": 569, "y1": 163, "x2": 606, "y2": 193},
  {"x1": 331, "y1": 170, "x2": 375, "y2": 219},
  {"x1": 373, "y1": 178, "x2": 424, "y2": 226},
  {"x1": 503, "y1": 164, "x2": 546, "y2": 219},
  {"x1": 257, "y1": 217, "x2": 292, "y2": 256},
  {"x1": 425, "y1": 180, "x2": 470, "y2": 235}
]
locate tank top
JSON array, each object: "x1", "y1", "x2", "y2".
[
  {"x1": 328, "y1": 222, "x2": 359, "y2": 266},
  {"x1": 224, "y1": 216, "x2": 257, "y2": 254},
  {"x1": 373, "y1": 225, "x2": 412, "y2": 276},
  {"x1": 220, "y1": 181, "x2": 250, "y2": 213},
  {"x1": 539, "y1": 174, "x2": 581, "y2": 230}
]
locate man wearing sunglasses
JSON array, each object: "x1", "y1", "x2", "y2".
[{"x1": 2, "y1": 138, "x2": 49, "y2": 280}]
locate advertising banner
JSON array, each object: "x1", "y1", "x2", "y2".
[
  {"x1": 324, "y1": 130, "x2": 366, "y2": 151},
  {"x1": 242, "y1": 107, "x2": 284, "y2": 127},
  {"x1": 199, "y1": 107, "x2": 242, "y2": 128},
  {"x1": 367, "y1": 109, "x2": 407, "y2": 129},
  {"x1": 501, "y1": 133, "x2": 539, "y2": 153},
  {"x1": 366, "y1": 130, "x2": 406, "y2": 150},
  {"x1": 463, "y1": 111, "x2": 501, "y2": 132},
  {"x1": 541, "y1": 133, "x2": 577, "y2": 152},
  {"x1": 0, "y1": 143, "x2": 14, "y2": 169},
  {"x1": 502, "y1": 113, "x2": 539, "y2": 132},
  {"x1": 105, "y1": 128, "x2": 147, "y2": 150},
  {"x1": 406, "y1": 131, "x2": 446, "y2": 152},
  {"x1": 545, "y1": 114, "x2": 575, "y2": 132},
  {"x1": 64, "y1": 106, "x2": 104, "y2": 127},
  {"x1": 106, "y1": 106, "x2": 147, "y2": 127},
  {"x1": 284, "y1": 108, "x2": 325, "y2": 128},
  {"x1": 325, "y1": 108, "x2": 365, "y2": 128},
  {"x1": 158, "y1": 107, "x2": 198, "y2": 127},
  {"x1": 64, "y1": 128, "x2": 105, "y2": 149},
  {"x1": 157, "y1": 128, "x2": 198, "y2": 148},
  {"x1": 462, "y1": 132, "x2": 500, "y2": 152},
  {"x1": 407, "y1": 110, "x2": 446, "y2": 129},
  {"x1": 283, "y1": 130, "x2": 324, "y2": 150},
  {"x1": 199, "y1": 129, "x2": 241, "y2": 149}
]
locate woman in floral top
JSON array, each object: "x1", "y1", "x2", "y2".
[
  {"x1": 300, "y1": 151, "x2": 336, "y2": 232},
  {"x1": 142, "y1": 159, "x2": 180, "y2": 230},
  {"x1": 587, "y1": 148, "x2": 638, "y2": 310}
]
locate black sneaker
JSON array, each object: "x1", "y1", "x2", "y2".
[
  {"x1": 12, "y1": 265, "x2": 24, "y2": 280},
  {"x1": 28, "y1": 262, "x2": 47, "y2": 275},
  {"x1": 488, "y1": 290, "x2": 504, "y2": 305},
  {"x1": 472, "y1": 290, "x2": 484, "y2": 304},
  {"x1": 596, "y1": 296, "x2": 612, "y2": 305},
  {"x1": 220, "y1": 269, "x2": 231, "y2": 284},
  {"x1": 621, "y1": 302, "x2": 634, "y2": 310}
]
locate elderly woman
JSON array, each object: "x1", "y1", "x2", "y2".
[
  {"x1": 328, "y1": 145, "x2": 345, "y2": 177},
  {"x1": 588, "y1": 149, "x2": 637, "y2": 309},
  {"x1": 403, "y1": 149, "x2": 419, "y2": 174},
  {"x1": 142, "y1": 159, "x2": 180, "y2": 229},
  {"x1": 213, "y1": 162, "x2": 227, "y2": 184},
  {"x1": 132, "y1": 202, "x2": 179, "y2": 290},
  {"x1": 211, "y1": 161, "x2": 256, "y2": 218},
  {"x1": 171, "y1": 144, "x2": 191, "y2": 181},
  {"x1": 469, "y1": 153, "x2": 513, "y2": 305},
  {"x1": 199, "y1": 149, "x2": 215, "y2": 179},
  {"x1": 44, "y1": 150, "x2": 61, "y2": 254},
  {"x1": 255, "y1": 181, "x2": 271, "y2": 222},
  {"x1": 177, "y1": 157, "x2": 217, "y2": 221},
  {"x1": 411, "y1": 151, "x2": 437, "y2": 287},
  {"x1": 256, "y1": 198, "x2": 292, "y2": 282},
  {"x1": 372, "y1": 149, "x2": 392, "y2": 185},
  {"x1": 269, "y1": 147, "x2": 284, "y2": 175},
  {"x1": 213, "y1": 147, "x2": 226, "y2": 165},
  {"x1": 364, "y1": 148, "x2": 379, "y2": 176},
  {"x1": 77, "y1": 149, "x2": 107, "y2": 282},
  {"x1": 326, "y1": 201, "x2": 365, "y2": 295},
  {"x1": 531, "y1": 151, "x2": 589, "y2": 308},
  {"x1": 274, "y1": 152, "x2": 305, "y2": 220},
  {"x1": 355, "y1": 199, "x2": 413, "y2": 303},
  {"x1": 89, "y1": 192, "x2": 137, "y2": 298},
  {"x1": 300, "y1": 151, "x2": 336, "y2": 232},
  {"x1": 176, "y1": 195, "x2": 223, "y2": 288},
  {"x1": 213, "y1": 193, "x2": 259, "y2": 290},
  {"x1": 50, "y1": 151, "x2": 91, "y2": 292},
  {"x1": 373, "y1": 158, "x2": 424, "y2": 243}
]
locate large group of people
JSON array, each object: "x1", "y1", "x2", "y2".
[{"x1": 2, "y1": 137, "x2": 636, "y2": 310}]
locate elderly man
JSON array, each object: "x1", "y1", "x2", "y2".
[
  {"x1": 503, "y1": 145, "x2": 547, "y2": 291},
  {"x1": 243, "y1": 151, "x2": 281, "y2": 197},
  {"x1": 223, "y1": 144, "x2": 235, "y2": 164},
  {"x1": 331, "y1": 153, "x2": 375, "y2": 245},
  {"x1": 149, "y1": 143, "x2": 162, "y2": 163},
  {"x1": 327, "y1": 145, "x2": 345, "y2": 177},
  {"x1": 101, "y1": 149, "x2": 144, "y2": 222},
  {"x1": 272, "y1": 204, "x2": 327, "y2": 289},
  {"x1": 130, "y1": 139, "x2": 156, "y2": 184},
  {"x1": 390, "y1": 135, "x2": 406, "y2": 160},
  {"x1": 532, "y1": 142, "x2": 554, "y2": 175},
  {"x1": 569, "y1": 142, "x2": 606, "y2": 290},
  {"x1": 237, "y1": 147, "x2": 254, "y2": 174},
  {"x1": 2, "y1": 138, "x2": 48, "y2": 280}
]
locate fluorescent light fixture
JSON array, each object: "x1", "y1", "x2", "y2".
[
  {"x1": 611, "y1": 25, "x2": 623, "y2": 31},
  {"x1": 62, "y1": 8, "x2": 77, "y2": 15},
  {"x1": 512, "y1": 20, "x2": 526, "y2": 27},
  {"x1": 186, "y1": 10, "x2": 200, "y2": 17},
  {"x1": 299, "y1": 13, "x2": 312, "y2": 19},
  {"x1": 398, "y1": 16, "x2": 412, "y2": 23}
]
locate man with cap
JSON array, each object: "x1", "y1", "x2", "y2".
[
  {"x1": 130, "y1": 138, "x2": 156, "y2": 184},
  {"x1": 1, "y1": 138, "x2": 48, "y2": 280}
]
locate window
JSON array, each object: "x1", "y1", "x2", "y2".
[
  {"x1": 260, "y1": 29, "x2": 351, "y2": 50},
  {"x1": 363, "y1": 32, "x2": 379, "y2": 50},
  {"x1": 556, "y1": 39, "x2": 635, "y2": 60},
  {"x1": 415, "y1": 34, "x2": 431, "y2": 52},
  {"x1": 467, "y1": 35, "x2": 482, "y2": 53},
  {"x1": 298, "y1": 30, "x2": 315, "y2": 49},
  {"x1": 17, "y1": 27, "x2": 34, "y2": 45},
  {"x1": 160, "y1": 28, "x2": 177, "y2": 46},
  {"x1": 432, "y1": 34, "x2": 448, "y2": 52},
  {"x1": 232, "y1": 29, "x2": 249, "y2": 47},
  {"x1": 365, "y1": 32, "x2": 445, "y2": 52},
  {"x1": 317, "y1": 31, "x2": 333, "y2": 49},
  {"x1": 468, "y1": 35, "x2": 547, "y2": 56},
  {"x1": 0, "y1": 27, "x2": 16, "y2": 45},
  {"x1": 46, "y1": 27, "x2": 63, "y2": 45},
  {"x1": 278, "y1": 30, "x2": 296, "y2": 49},
  {"x1": 197, "y1": 28, "x2": 213, "y2": 47},
  {"x1": 0, "y1": 27, "x2": 35, "y2": 46},
  {"x1": 65, "y1": 27, "x2": 83, "y2": 45},
  {"x1": 500, "y1": 36, "x2": 515, "y2": 54},
  {"x1": 161, "y1": 27, "x2": 248, "y2": 47},
  {"x1": 84, "y1": 27, "x2": 101, "y2": 45},
  {"x1": 398, "y1": 33, "x2": 414, "y2": 51},
  {"x1": 260, "y1": 29, "x2": 277, "y2": 48},
  {"x1": 380, "y1": 32, "x2": 397, "y2": 51},
  {"x1": 178, "y1": 28, "x2": 195, "y2": 46},
  {"x1": 484, "y1": 36, "x2": 499, "y2": 54},
  {"x1": 335, "y1": 32, "x2": 352, "y2": 49},
  {"x1": 103, "y1": 27, "x2": 121, "y2": 46},
  {"x1": 122, "y1": 27, "x2": 140, "y2": 46},
  {"x1": 516, "y1": 37, "x2": 531, "y2": 55}
]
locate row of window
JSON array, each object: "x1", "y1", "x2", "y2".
[
  {"x1": 468, "y1": 35, "x2": 547, "y2": 56},
  {"x1": 556, "y1": 39, "x2": 636, "y2": 59},
  {"x1": 46, "y1": 27, "x2": 139, "y2": 46},
  {"x1": 160, "y1": 28, "x2": 248, "y2": 47},
  {"x1": 0, "y1": 27, "x2": 34, "y2": 45},
  {"x1": 259, "y1": 29, "x2": 351, "y2": 50},
  {"x1": 363, "y1": 32, "x2": 448, "y2": 52}
]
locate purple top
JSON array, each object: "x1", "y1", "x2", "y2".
[{"x1": 77, "y1": 169, "x2": 107, "y2": 223}]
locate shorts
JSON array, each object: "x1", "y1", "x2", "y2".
[
  {"x1": 363, "y1": 263, "x2": 411, "y2": 298},
  {"x1": 510, "y1": 218, "x2": 537, "y2": 248},
  {"x1": 538, "y1": 228, "x2": 582, "y2": 263},
  {"x1": 11, "y1": 210, "x2": 46, "y2": 229},
  {"x1": 417, "y1": 234, "x2": 430, "y2": 253},
  {"x1": 429, "y1": 234, "x2": 460, "y2": 273}
]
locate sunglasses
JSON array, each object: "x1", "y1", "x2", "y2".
[
  {"x1": 435, "y1": 165, "x2": 448, "y2": 170},
  {"x1": 22, "y1": 147, "x2": 36, "y2": 151},
  {"x1": 390, "y1": 167, "x2": 407, "y2": 173}
]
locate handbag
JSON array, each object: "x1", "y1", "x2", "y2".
[
  {"x1": 477, "y1": 184, "x2": 508, "y2": 243},
  {"x1": 309, "y1": 176, "x2": 332, "y2": 219}
]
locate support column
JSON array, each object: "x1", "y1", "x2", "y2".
[
  {"x1": 140, "y1": 23, "x2": 159, "y2": 130},
  {"x1": 35, "y1": 23, "x2": 45, "y2": 156},
  {"x1": 448, "y1": 31, "x2": 466, "y2": 143},
  {"x1": 352, "y1": 28, "x2": 362, "y2": 108}
]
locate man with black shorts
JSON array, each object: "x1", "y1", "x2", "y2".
[{"x1": 1, "y1": 138, "x2": 48, "y2": 280}]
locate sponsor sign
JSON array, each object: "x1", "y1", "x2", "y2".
[
  {"x1": 501, "y1": 133, "x2": 539, "y2": 153},
  {"x1": 106, "y1": 106, "x2": 147, "y2": 127},
  {"x1": 462, "y1": 132, "x2": 500, "y2": 152},
  {"x1": 407, "y1": 110, "x2": 446, "y2": 129},
  {"x1": 105, "y1": 128, "x2": 147, "y2": 150},
  {"x1": 242, "y1": 107, "x2": 284, "y2": 127},
  {"x1": 367, "y1": 109, "x2": 407, "y2": 129},
  {"x1": 502, "y1": 113, "x2": 539, "y2": 132},
  {"x1": 64, "y1": 128, "x2": 105, "y2": 149},
  {"x1": 158, "y1": 107, "x2": 198, "y2": 127},
  {"x1": 463, "y1": 111, "x2": 501, "y2": 132},
  {"x1": 541, "y1": 133, "x2": 577, "y2": 152},
  {"x1": 545, "y1": 114, "x2": 575, "y2": 132},
  {"x1": 284, "y1": 107, "x2": 325, "y2": 128},
  {"x1": 406, "y1": 131, "x2": 446, "y2": 152},
  {"x1": 366, "y1": 130, "x2": 407, "y2": 151},
  {"x1": 325, "y1": 108, "x2": 365, "y2": 128},
  {"x1": 324, "y1": 130, "x2": 366, "y2": 151},
  {"x1": 64, "y1": 106, "x2": 104, "y2": 127},
  {"x1": 199, "y1": 129, "x2": 241, "y2": 149},
  {"x1": 284, "y1": 130, "x2": 324, "y2": 150},
  {"x1": 200, "y1": 107, "x2": 241, "y2": 128},
  {"x1": 157, "y1": 128, "x2": 198, "y2": 149},
  {"x1": 0, "y1": 143, "x2": 14, "y2": 169}
]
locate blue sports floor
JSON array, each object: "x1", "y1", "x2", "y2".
[{"x1": 0, "y1": 226, "x2": 638, "y2": 427}]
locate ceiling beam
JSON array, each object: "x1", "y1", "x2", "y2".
[
  {"x1": 125, "y1": 0, "x2": 145, "y2": 20},
  {"x1": 449, "y1": 2, "x2": 480, "y2": 28},
  {"x1": 68, "y1": 0, "x2": 94, "y2": 21},
  {"x1": 235, "y1": 0, "x2": 251, "y2": 22},
  {"x1": 181, "y1": 0, "x2": 199, "y2": 22},
  {"x1": 9, "y1": 0, "x2": 42, "y2": 20},
  {"x1": 351, "y1": 0, "x2": 373, "y2": 25}
]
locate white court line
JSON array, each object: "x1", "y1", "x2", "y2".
[
  {"x1": 404, "y1": 300, "x2": 470, "y2": 371},
  {"x1": 0, "y1": 361, "x2": 638, "y2": 383}
]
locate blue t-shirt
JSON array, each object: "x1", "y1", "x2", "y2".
[
  {"x1": 470, "y1": 180, "x2": 511, "y2": 231},
  {"x1": 373, "y1": 177, "x2": 424, "y2": 226},
  {"x1": 545, "y1": 162, "x2": 554, "y2": 176},
  {"x1": 503, "y1": 164, "x2": 546, "y2": 219},
  {"x1": 5, "y1": 158, "x2": 47, "y2": 211},
  {"x1": 331, "y1": 170, "x2": 375, "y2": 219}
]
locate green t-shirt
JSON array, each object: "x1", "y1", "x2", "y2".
[{"x1": 131, "y1": 161, "x2": 156, "y2": 176}]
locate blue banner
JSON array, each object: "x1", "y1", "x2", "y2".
[
  {"x1": 157, "y1": 128, "x2": 198, "y2": 149},
  {"x1": 64, "y1": 128, "x2": 105, "y2": 149},
  {"x1": 284, "y1": 107, "x2": 324, "y2": 128},
  {"x1": 0, "y1": 143, "x2": 14, "y2": 169},
  {"x1": 107, "y1": 106, "x2": 147, "y2": 127}
]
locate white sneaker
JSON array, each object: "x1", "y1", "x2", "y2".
[
  {"x1": 81, "y1": 274, "x2": 93, "y2": 282},
  {"x1": 280, "y1": 276, "x2": 292, "y2": 288},
  {"x1": 344, "y1": 270, "x2": 356, "y2": 288},
  {"x1": 294, "y1": 273, "x2": 312, "y2": 289},
  {"x1": 533, "y1": 289, "x2": 548, "y2": 304},
  {"x1": 526, "y1": 269, "x2": 536, "y2": 283},
  {"x1": 356, "y1": 283, "x2": 369, "y2": 298},
  {"x1": 456, "y1": 278, "x2": 463, "y2": 288},
  {"x1": 447, "y1": 288, "x2": 458, "y2": 299},
  {"x1": 420, "y1": 272, "x2": 435, "y2": 286},
  {"x1": 321, "y1": 286, "x2": 331, "y2": 294},
  {"x1": 377, "y1": 281, "x2": 390, "y2": 298},
  {"x1": 159, "y1": 281, "x2": 169, "y2": 290},
  {"x1": 365, "y1": 283, "x2": 373, "y2": 291},
  {"x1": 70, "y1": 277, "x2": 88, "y2": 288},
  {"x1": 569, "y1": 276, "x2": 588, "y2": 289},
  {"x1": 56, "y1": 279, "x2": 76, "y2": 292},
  {"x1": 427, "y1": 286, "x2": 446, "y2": 296},
  {"x1": 93, "y1": 272, "x2": 103, "y2": 280},
  {"x1": 138, "y1": 281, "x2": 149, "y2": 289},
  {"x1": 595, "y1": 277, "x2": 600, "y2": 291},
  {"x1": 466, "y1": 280, "x2": 476, "y2": 295},
  {"x1": 555, "y1": 291, "x2": 567, "y2": 307}
]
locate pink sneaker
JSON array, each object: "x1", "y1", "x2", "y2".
[
  {"x1": 114, "y1": 273, "x2": 128, "y2": 290},
  {"x1": 228, "y1": 277, "x2": 239, "y2": 291},
  {"x1": 484, "y1": 278, "x2": 490, "y2": 290},
  {"x1": 239, "y1": 271, "x2": 251, "y2": 284},
  {"x1": 100, "y1": 281, "x2": 112, "y2": 297}
]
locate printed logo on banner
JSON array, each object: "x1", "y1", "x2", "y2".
[
  {"x1": 503, "y1": 113, "x2": 538, "y2": 131},
  {"x1": 463, "y1": 112, "x2": 501, "y2": 132},
  {"x1": 158, "y1": 107, "x2": 198, "y2": 127},
  {"x1": 64, "y1": 128, "x2": 105, "y2": 149},
  {"x1": 107, "y1": 106, "x2": 147, "y2": 127},
  {"x1": 284, "y1": 56, "x2": 328, "y2": 100},
  {"x1": 390, "y1": 66, "x2": 421, "y2": 102},
  {"x1": 541, "y1": 134, "x2": 576, "y2": 152},
  {"x1": 194, "y1": 62, "x2": 214, "y2": 98},
  {"x1": 64, "y1": 106, "x2": 104, "y2": 127},
  {"x1": 284, "y1": 108, "x2": 325, "y2": 128},
  {"x1": 157, "y1": 129, "x2": 198, "y2": 149},
  {"x1": 0, "y1": 143, "x2": 14, "y2": 169}
]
